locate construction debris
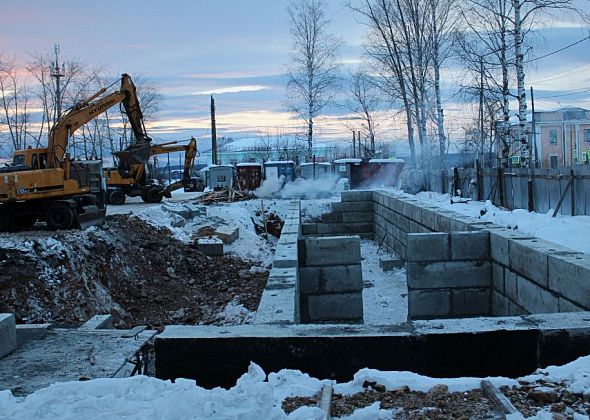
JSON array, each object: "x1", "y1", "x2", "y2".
[{"x1": 197, "y1": 188, "x2": 255, "y2": 204}]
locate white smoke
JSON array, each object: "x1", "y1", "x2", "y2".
[{"x1": 254, "y1": 175, "x2": 342, "y2": 199}]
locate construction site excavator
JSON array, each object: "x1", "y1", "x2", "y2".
[
  {"x1": 0, "y1": 73, "x2": 149, "y2": 231},
  {"x1": 104, "y1": 137, "x2": 203, "y2": 205}
]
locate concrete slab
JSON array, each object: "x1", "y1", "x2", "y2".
[
  {"x1": 80, "y1": 314, "x2": 113, "y2": 330},
  {"x1": 379, "y1": 256, "x2": 404, "y2": 271},
  {"x1": 214, "y1": 226, "x2": 240, "y2": 244},
  {"x1": 197, "y1": 238, "x2": 224, "y2": 256},
  {"x1": 16, "y1": 324, "x2": 49, "y2": 347},
  {"x1": 0, "y1": 314, "x2": 16, "y2": 359}
]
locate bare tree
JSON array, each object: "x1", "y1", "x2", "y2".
[
  {"x1": 286, "y1": 0, "x2": 342, "y2": 160},
  {"x1": 0, "y1": 54, "x2": 31, "y2": 151},
  {"x1": 346, "y1": 70, "x2": 381, "y2": 157}
]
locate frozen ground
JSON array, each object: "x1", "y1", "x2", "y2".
[
  {"x1": 4, "y1": 354, "x2": 590, "y2": 419},
  {"x1": 360, "y1": 240, "x2": 407, "y2": 325},
  {"x1": 411, "y1": 190, "x2": 590, "y2": 255}
]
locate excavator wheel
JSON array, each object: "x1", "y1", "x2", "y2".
[
  {"x1": 0, "y1": 208, "x2": 13, "y2": 232},
  {"x1": 46, "y1": 203, "x2": 75, "y2": 230},
  {"x1": 108, "y1": 189, "x2": 126, "y2": 205},
  {"x1": 145, "y1": 187, "x2": 163, "y2": 203}
]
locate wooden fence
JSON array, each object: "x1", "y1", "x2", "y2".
[{"x1": 426, "y1": 165, "x2": 590, "y2": 216}]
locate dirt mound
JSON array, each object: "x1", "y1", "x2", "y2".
[{"x1": 0, "y1": 215, "x2": 268, "y2": 329}]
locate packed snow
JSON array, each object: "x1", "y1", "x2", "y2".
[{"x1": 413, "y1": 190, "x2": 590, "y2": 255}]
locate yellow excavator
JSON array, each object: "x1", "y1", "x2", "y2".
[
  {"x1": 0, "y1": 73, "x2": 149, "y2": 231},
  {"x1": 104, "y1": 137, "x2": 203, "y2": 205}
]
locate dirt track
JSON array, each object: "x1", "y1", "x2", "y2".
[{"x1": 0, "y1": 214, "x2": 268, "y2": 329}]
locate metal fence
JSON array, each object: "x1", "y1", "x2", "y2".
[{"x1": 425, "y1": 165, "x2": 590, "y2": 216}]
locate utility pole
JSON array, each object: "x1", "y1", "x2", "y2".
[
  {"x1": 352, "y1": 131, "x2": 356, "y2": 158},
  {"x1": 210, "y1": 95, "x2": 218, "y2": 165},
  {"x1": 50, "y1": 44, "x2": 65, "y2": 125},
  {"x1": 530, "y1": 86, "x2": 538, "y2": 167},
  {"x1": 527, "y1": 86, "x2": 536, "y2": 212},
  {"x1": 479, "y1": 56, "x2": 485, "y2": 162},
  {"x1": 357, "y1": 131, "x2": 362, "y2": 158}
]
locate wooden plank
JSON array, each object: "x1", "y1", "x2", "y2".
[
  {"x1": 503, "y1": 173, "x2": 514, "y2": 209},
  {"x1": 574, "y1": 170, "x2": 586, "y2": 216},
  {"x1": 533, "y1": 170, "x2": 549, "y2": 213},
  {"x1": 547, "y1": 175, "x2": 561, "y2": 214},
  {"x1": 481, "y1": 380, "x2": 520, "y2": 416},
  {"x1": 512, "y1": 174, "x2": 523, "y2": 209},
  {"x1": 317, "y1": 384, "x2": 333, "y2": 420},
  {"x1": 559, "y1": 175, "x2": 571, "y2": 215}
]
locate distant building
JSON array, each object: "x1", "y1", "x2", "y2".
[{"x1": 505, "y1": 107, "x2": 590, "y2": 169}]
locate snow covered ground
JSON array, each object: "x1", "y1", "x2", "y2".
[
  {"x1": 4, "y1": 354, "x2": 590, "y2": 419},
  {"x1": 412, "y1": 191, "x2": 590, "y2": 255},
  {"x1": 360, "y1": 240, "x2": 407, "y2": 325}
]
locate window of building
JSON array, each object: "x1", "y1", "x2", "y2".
[
  {"x1": 549, "y1": 129, "x2": 558, "y2": 144},
  {"x1": 217, "y1": 175, "x2": 226, "y2": 182},
  {"x1": 550, "y1": 155, "x2": 559, "y2": 169},
  {"x1": 584, "y1": 129, "x2": 590, "y2": 142}
]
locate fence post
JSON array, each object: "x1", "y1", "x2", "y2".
[
  {"x1": 497, "y1": 167, "x2": 505, "y2": 207},
  {"x1": 570, "y1": 168, "x2": 575, "y2": 216},
  {"x1": 476, "y1": 159, "x2": 483, "y2": 201},
  {"x1": 527, "y1": 176, "x2": 534, "y2": 212},
  {"x1": 453, "y1": 167, "x2": 460, "y2": 197}
]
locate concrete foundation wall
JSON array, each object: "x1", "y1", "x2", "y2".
[
  {"x1": 358, "y1": 190, "x2": 590, "y2": 316},
  {"x1": 406, "y1": 231, "x2": 491, "y2": 320},
  {"x1": 298, "y1": 236, "x2": 364, "y2": 323},
  {"x1": 255, "y1": 201, "x2": 302, "y2": 325},
  {"x1": 0, "y1": 314, "x2": 16, "y2": 359}
]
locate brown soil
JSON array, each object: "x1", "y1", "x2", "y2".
[
  {"x1": 0, "y1": 215, "x2": 268, "y2": 330},
  {"x1": 283, "y1": 385, "x2": 498, "y2": 419}
]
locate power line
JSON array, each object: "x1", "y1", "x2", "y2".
[
  {"x1": 536, "y1": 88, "x2": 590, "y2": 99},
  {"x1": 529, "y1": 63, "x2": 590, "y2": 84},
  {"x1": 525, "y1": 34, "x2": 590, "y2": 63}
]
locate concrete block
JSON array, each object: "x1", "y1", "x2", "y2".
[
  {"x1": 298, "y1": 267, "x2": 321, "y2": 294},
  {"x1": 80, "y1": 314, "x2": 113, "y2": 330},
  {"x1": 274, "y1": 243, "x2": 298, "y2": 268},
  {"x1": 321, "y1": 264, "x2": 363, "y2": 293},
  {"x1": 408, "y1": 290, "x2": 451, "y2": 320},
  {"x1": 0, "y1": 314, "x2": 16, "y2": 358},
  {"x1": 548, "y1": 253, "x2": 590, "y2": 308},
  {"x1": 301, "y1": 223, "x2": 317, "y2": 235},
  {"x1": 491, "y1": 263, "x2": 504, "y2": 293},
  {"x1": 306, "y1": 293, "x2": 363, "y2": 321},
  {"x1": 451, "y1": 288, "x2": 491, "y2": 317},
  {"x1": 509, "y1": 239, "x2": 549, "y2": 287},
  {"x1": 448, "y1": 218, "x2": 476, "y2": 232},
  {"x1": 16, "y1": 324, "x2": 49, "y2": 347},
  {"x1": 303, "y1": 236, "x2": 361, "y2": 267},
  {"x1": 327, "y1": 223, "x2": 373, "y2": 235},
  {"x1": 379, "y1": 256, "x2": 404, "y2": 271},
  {"x1": 516, "y1": 276, "x2": 559, "y2": 314},
  {"x1": 407, "y1": 261, "x2": 491, "y2": 289},
  {"x1": 255, "y1": 289, "x2": 296, "y2": 325},
  {"x1": 489, "y1": 229, "x2": 534, "y2": 266},
  {"x1": 331, "y1": 201, "x2": 373, "y2": 213},
  {"x1": 405, "y1": 232, "x2": 449, "y2": 262},
  {"x1": 419, "y1": 207, "x2": 437, "y2": 231},
  {"x1": 214, "y1": 226, "x2": 239, "y2": 244},
  {"x1": 197, "y1": 238, "x2": 224, "y2": 257},
  {"x1": 342, "y1": 212, "x2": 373, "y2": 223},
  {"x1": 559, "y1": 297, "x2": 586, "y2": 313},
  {"x1": 450, "y1": 231, "x2": 489, "y2": 260},
  {"x1": 321, "y1": 212, "x2": 343, "y2": 223},
  {"x1": 504, "y1": 269, "x2": 518, "y2": 302},
  {"x1": 341, "y1": 191, "x2": 373, "y2": 202},
  {"x1": 492, "y1": 291, "x2": 510, "y2": 316},
  {"x1": 433, "y1": 212, "x2": 451, "y2": 232}
]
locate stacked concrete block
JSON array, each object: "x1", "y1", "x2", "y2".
[
  {"x1": 298, "y1": 236, "x2": 364, "y2": 322},
  {"x1": 0, "y1": 314, "x2": 17, "y2": 358},
  {"x1": 489, "y1": 228, "x2": 588, "y2": 316},
  {"x1": 301, "y1": 191, "x2": 374, "y2": 239},
  {"x1": 197, "y1": 238, "x2": 224, "y2": 256},
  {"x1": 16, "y1": 324, "x2": 49, "y2": 347},
  {"x1": 255, "y1": 200, "x2": 302, "y2": 325},
  {"x1": 406, "y1": 231, "x2": 491, "y2": 320}
]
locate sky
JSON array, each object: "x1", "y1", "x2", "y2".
[{"x1": 1, "y1": 0, "x2": 589, "y2": 155}]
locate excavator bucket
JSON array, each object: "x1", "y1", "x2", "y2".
[
  {"x1": 74, "y1": 205, "x2": 107, "y2": 229},
  {"x1": 114, "y1": 143, "x2": 153, "y2": 165}
]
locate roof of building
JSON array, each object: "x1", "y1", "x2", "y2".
[
  {"x1": 333, "y1": 158, "x2": 362, "y2": 164},
  {"x1": 369, "y1": 158, "x2": 405, "y2": 163}
]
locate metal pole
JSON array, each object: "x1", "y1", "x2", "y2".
[
  {"x1": 527, "y1": 87, "x2": 535, "y2": 211},
  {"x1": 352, "y1": 131, "x2": 356, "y2": 158},
  {"x1": 51, "y1": 44, "x2": 65, "y2": 124},
  {"x1": 211, "y1": 95, "x2": 218, "y2": 165}
]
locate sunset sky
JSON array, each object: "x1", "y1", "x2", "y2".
[{"x1": 1, "y1": 0, "x2": 589, "y2": 154}]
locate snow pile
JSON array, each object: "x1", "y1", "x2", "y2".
[
  {"x1": 413, "y1": 191, "x2": 590, "y2": 254},
  {"x1": 522, "y1": 355, "x2": 590, "y2": 395},
  {"x1": 216, "y1": 298, "x2": 255, "y2": 325},
  {"x1": 0, "y1": 363, "x2": 323, "y2": 420}
]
